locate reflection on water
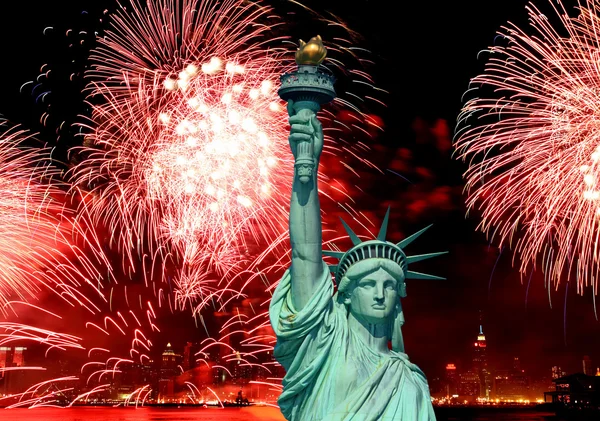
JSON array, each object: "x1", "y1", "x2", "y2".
[
  {"x1": 0, "y1": 406, "x2": 566, "y2": 421},
  {"x1": 0, "y1": 406, "x2": 286, "y2": 421},
  {"x1": 435, "y1": 407, "x2": 560, "y2": 421}
]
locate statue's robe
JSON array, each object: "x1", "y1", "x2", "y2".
[{"x1": 269, "y1": 261, "x2": 437, "y2": 421}]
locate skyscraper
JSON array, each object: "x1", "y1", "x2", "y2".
[
  {"x1": 12, "y1": 347, "x2": 26, "y2": 367},
  {"x1": 158, "y1": 343, "x2": 181, "y2": 401},
  {"x1": 513, "y1": 357, "x2": 521, "y2": 372},
  {"x1": 160, "y1": 343, "x2": 180, "y2": 377},
  {"x1": 183, "y1": 342, "x2": 192, "y2": 372},
  {"x1": 0, "y1": 347, "x2": 26, "y2": 380},
  {"x1": 583, "y1": 356, "x2": 594, "y2": 376},
  {"x1": 0, "y1": 347, "x2": 9, "y2": 379},
  {"x1": 445, "y1": 363, "x2": 458, "y2": 397},
  {"x1": 494, "y1": 356, "x2": 529, "y2": 401},
  {"x1": 473, "y1": 324, "x2": 492, "y2": 399},
  {"x1": 552, "y1": 366, "x2": 566, "y2": 380},
  {"x1": 458, "y1": 371, "x2": 480, "y2": 399}
]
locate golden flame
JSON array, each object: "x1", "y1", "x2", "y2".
[{"x1": 295, "y1": 35, "x2": 327, "y2": 66}]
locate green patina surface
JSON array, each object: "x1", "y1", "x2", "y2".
[{"x1": 270, "y1": 50, "x2": 445, "y2": 420}]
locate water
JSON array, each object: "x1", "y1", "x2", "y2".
[
  {"x1": 435, "y1": 407, "x2": 560, "y2": 421},
  {"x1": 0, "y1": 407, "x2": 564, "y2": 421},
  {"x1": 0, "y1": 407, "x2": 286, "y2": 421}
]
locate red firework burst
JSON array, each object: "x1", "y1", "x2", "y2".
[
  {"x1": 70, "y1": 0, "x2": 293, "y2": 280},
  {"x1": 0, "y1": 1, "x2": 384, "y2": 407},
  {"x1": 0, "y1": 121, "x2": 106, "y2": 313},
  {"x1": 70, "y1": 0, "x2": 382, "y2": 307},
  {"x1": 456, "y1": 0, "x2": 600, "y2": 294}
]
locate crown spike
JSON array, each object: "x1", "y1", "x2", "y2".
[
  {"x1": 406, "y1": 251, "x2": 448, "y2": 265},
  {"x1": 405, "y1": 270, "x2": 445, "y2": 280},
  {"x1": 397, "y1": 224, "x2": 432, "y2": 249},
  {"x1": 377, "y1": 206, "x2": 391, "y2": 241},
  {"x1": 340, "y1": 217, "x2": 362, "y2": 246},
  {"x1": 323, "y1": 250, "x2": 345, "y2": 259}
]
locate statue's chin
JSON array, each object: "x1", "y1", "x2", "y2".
[{"x1": 299, "y1": 175, "x2": 311, "y2": 184}]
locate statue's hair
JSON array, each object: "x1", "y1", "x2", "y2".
[
  {"x1": 337, "y1": 258, "x2": 406, "y2": 297},
  {"x1": 334, "y1": 240, "x2": 408, "y2": 282}
]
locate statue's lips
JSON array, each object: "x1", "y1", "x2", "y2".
[{"x1": 371, "y1": 304, "x2": 386, "y2": 310}]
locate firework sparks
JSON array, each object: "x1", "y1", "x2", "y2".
[
  {"x1": 0, "y1": 287, "x2": 161, "y2": 408},
  {"x1": 70, "y1": 0, "x2": 293, "y2": 290},
  {"x1": 70, "y1": 0, "x2": 382, "y2": 311},
  {"x1": 0, "y1": 1, "x2": 384, "y2": 407},
  {"x1": 455, "y1": 0, "x2": 600, "y2": 294},
  {"x1": 148, "y1": 60, "x2": 289, "y2": 261},
  {"x1": 0, "y1": 121, "x2": 108, "y2": 313}
]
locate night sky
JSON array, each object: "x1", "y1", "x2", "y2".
[{"x1": 1, "y1": 0, "x2": 600, "y2": 383}]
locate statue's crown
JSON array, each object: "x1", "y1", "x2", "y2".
[{"x1": 324, "y1": 207, "x2": 447, "y2": 282}]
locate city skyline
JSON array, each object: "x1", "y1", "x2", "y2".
[{"x1": 1, "y1": 312, "x2": 597, "y2": 404}]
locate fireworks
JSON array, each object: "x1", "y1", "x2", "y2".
[
  {"x1": 145, "y1": 61, "x2": 289, "y2": 264},
  {"x1": 69, "y1": 0, "x2": 382, "y2": 311},
  {"x1": 0, "y1": 0, "x2": 384, "y2": 407},
  {"x1": 70, "y1": 0, "x2": 294, "y2": 288},
  {"x1": 455, "y1": 0, "x2": 600, "y2": 294},
  {"x1": 0, "y1": 121, "x2": 106, "y2": 313}
]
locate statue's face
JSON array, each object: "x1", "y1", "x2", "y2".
[{"x1": 348, "y1": 268, "x2": 398, "y2": 325}]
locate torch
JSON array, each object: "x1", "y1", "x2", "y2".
[{"x1": 278, "y1": 35, "x2": 336, "y2": 183}]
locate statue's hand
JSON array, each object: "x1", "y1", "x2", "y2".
[{"x1": 287, "y1": 100, "x2": 324, "y2": 164}]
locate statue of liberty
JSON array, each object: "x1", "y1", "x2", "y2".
[{"x1": 269, "y1": 36, "x2": 445, "y2": 421}]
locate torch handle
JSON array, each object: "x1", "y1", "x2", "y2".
[{"x1": 293, "y1": 108, "x2": 316, "y2": 167}]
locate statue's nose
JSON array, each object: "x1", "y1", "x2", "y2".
[{"x1": 374, "y1": 285, "x2": 385, "y2": 301}]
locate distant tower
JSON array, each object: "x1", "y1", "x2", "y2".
[
  {"x1": 513, "y1": 357, "x2": 521, "y2": 372},
  {"x1": 473, "y1": 323, "x2": 491, "y2": 399},
  {"x1": 0, "y1": 347, "x2": 24, "y2": 380},
  {"x1": 551, "y1": 365, "x2": 565, "y2": 379},
  {"x1": 158, "y1": 343, "x2": 180, "y2": 401},
  {"x1": 458, "y1": 371, "x2": 480, "y2": 399},
  {"x1": 0, "y1": 347, "x2": 8, "y2": 378},
  {"x1": 183, "y1": 342, "x2": 192, "y2": 372},
  {"x1": 160, "y1": 343, "x2": 180, "y2": 377},
  {"x1": 445, "y1": 363, "x2": 458, "y2": 397},
  {"x1": 583, "y1": 355, "x2": 593, "y2": 376},
  {"x1": 12, "y1": 347, "x2": 26, "y2": 367}
]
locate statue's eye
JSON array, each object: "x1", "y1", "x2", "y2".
[{"x1": 359, "y1": 280, "x2": 375, "y2": 288}]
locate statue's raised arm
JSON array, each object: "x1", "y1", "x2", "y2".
[
  {"x1": 287, "y1": 103, "x2": 324, "y2": 311},
  {"x1": 277, "y1": 35, "x2": 334, "y2": 311}
]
